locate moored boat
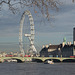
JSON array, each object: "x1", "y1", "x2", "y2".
[{"x1": 44, "y1": 60, "x2": 54, "y2": 64}]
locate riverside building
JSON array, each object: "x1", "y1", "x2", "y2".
[
  {"x1": 40, "y1": 43, "x2": 73, "y2": 57},
  {"x1": 40, "y1": 28, "x2": 75, "y2": 57}
]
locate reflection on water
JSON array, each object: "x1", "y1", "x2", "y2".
[{"x1": 0, "y1": 62, "x2": 75, "y2": 75}]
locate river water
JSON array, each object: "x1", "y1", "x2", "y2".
[{"x1": 0, "y1": 62, "x2": 75, "y2": 75}]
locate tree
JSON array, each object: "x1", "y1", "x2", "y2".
[{"x1": 0, "y1": 0, "x2": 61, "y2": 20}]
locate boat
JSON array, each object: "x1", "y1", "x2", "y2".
[{"x1": 44, "y1": 60, "x2": 54, "y2": 64}]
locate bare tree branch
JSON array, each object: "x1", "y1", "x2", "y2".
[
  {"x1": 0, "y1": 0, "x2": 61, "y2": 20},
  {"x1": 72, "y1": 0, "x2": 75, "y2": 3}
]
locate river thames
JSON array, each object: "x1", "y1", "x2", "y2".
[{"x1": 0, "y1": 62, "x2": 75, "y2": 75}]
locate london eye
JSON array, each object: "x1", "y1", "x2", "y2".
[{"x1": 19, "y1": 10, "x2": 37, "y2": 56}]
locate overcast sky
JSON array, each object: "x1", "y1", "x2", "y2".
[{"x1": 0, "y1": 0, "x2": 75, "y2": 52}]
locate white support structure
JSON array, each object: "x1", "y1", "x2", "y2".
[{"x1": 19, "y1": 10, "x2": 37, "y2": 56}]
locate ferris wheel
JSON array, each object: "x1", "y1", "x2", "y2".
[{"x1": 19, "y1": 10, "x2": 37, "y2": 56}]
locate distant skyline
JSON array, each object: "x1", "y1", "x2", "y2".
[{"x1": 0, "y1": 0, "x2": 75, "y2": 52}]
